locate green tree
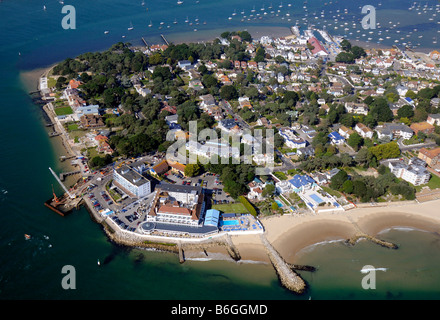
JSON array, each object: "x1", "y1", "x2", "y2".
[
  {"x1": 347, "y1": 132, "x2": 364, "y2": 151},
  {"x1": 342, "y1": 180, "x2": 354, "y2": 194},
  {"x1": 220, "y1": 85, "x2": 238, "y2": 100},
  {"x1": 262, "y1": 184, "x2": 275, "y2": 197},
  {"x1": 184, "y1": 163, "x2": 202, "y2": 177},
  {"x1": 397, "y1": 105, "x2": 414, "y2": 119},
  {"x1": 369, "y1": 141, "x2": 400, "y2": 161},
  {"x1": 330, "y1": 170, "x2": 348, "y2": 191}
]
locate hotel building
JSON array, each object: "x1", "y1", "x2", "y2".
[{"x1": 113, "y1": 165, "x2": 151, "y2": 198}]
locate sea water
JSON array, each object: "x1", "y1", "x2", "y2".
[{"x1": 294, "y1": 228, "x2": 440, "y2": 300}]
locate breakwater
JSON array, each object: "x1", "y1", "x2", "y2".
[
  {"x1": 346, "y1": 233, "x2": 399, "y2": 249},
  {"x1": 260, "y1": 234, "x2": 307, "y2": 294}
]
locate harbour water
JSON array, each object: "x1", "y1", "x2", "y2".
[{"x1": 1, "y1": 0, "x2": 440, "y2": 300}]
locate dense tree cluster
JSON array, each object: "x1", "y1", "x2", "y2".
[
  {"x1": 330, "y1": 166, "x2": 415, "y2": 202},
  {"x1": 335, "y1": 40, "x2": 367, "y2": 63}
]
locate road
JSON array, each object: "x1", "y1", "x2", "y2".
[{"x1": 397, "y1": 137, "x2": 437, "y2": 152}]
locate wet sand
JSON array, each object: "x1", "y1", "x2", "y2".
[{"x1": 261, "y1": 200, "x2": 440, "y2": 264}]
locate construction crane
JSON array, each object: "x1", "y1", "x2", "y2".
[
  {"x1": 48, "y1": 167, "x2": 75, "y2": 199},
  {"x1": 52, "y1": 184, "x2": 59, "y2": 203}
]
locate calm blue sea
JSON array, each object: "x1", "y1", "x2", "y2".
[{"x1": 0, "y1": 0, "x2": 440, "y2": 302}]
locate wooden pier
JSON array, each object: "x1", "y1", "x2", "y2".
[
  {"x1": 160, "y1": 34, "x2": 170, "y2": 46},
  {"x1": 141, "y1": 37, "x2": 149, "y2": 47},
  {"x1": 59, "y1": 170, "x2": 81, "y2": 181},
  {"x1": 60, "y1": 155, "x2": 76, "y2": 162}
]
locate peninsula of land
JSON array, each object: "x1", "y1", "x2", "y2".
[{"x1": 32, "y1": 27, "x2": 440, "y2": 294}]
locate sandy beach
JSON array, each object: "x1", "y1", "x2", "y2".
[{"x1": 228, "y1": 200, "x2": 440, "y2": 265}]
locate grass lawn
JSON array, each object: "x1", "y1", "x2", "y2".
[
  {"x1": 428, "y1": 174, "x2": 440, "y2": 190},
  {"x1": 322, "y1": 186, "x2": 343, "y2": 198},
  {"x1": 67, "y1": 123, "x2": 79, "y2": 131},
  {"x1": 54, "y1": 106, "x2": 73, "y2": 116},
  {"x1": 47, "y1": 77, "x2": 57, "y2": 88},
  {"x1": 415, "y1": 174, "x2": 440, "y2": 192},
  {"x1": 212, "y1": 202, "x2": 248, "y2": 214},
  {"x1": 273, "y1": 171, "x2": 288, "y2": 180}
]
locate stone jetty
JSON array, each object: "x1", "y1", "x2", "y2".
[
  {"x1": 346, "y1": 233, "x2": 398, "y2": 249},
  {"x1": 260, "y1": 234, "x2": 306, "y2": 294}
]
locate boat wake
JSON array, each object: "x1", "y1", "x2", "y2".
[{"x1": 360, "y1": 267, "x2": 388, "y2": 273}]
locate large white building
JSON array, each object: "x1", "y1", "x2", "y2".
[
  {"x1": 388, "y1": 161, "x2": 430, "y2": 186},
  {"x1": 278, "y1": 128, "x2": 307, "y2": 149},
  {"x1": 113, "y1": 165, "x2": 151, "y2": 198}
]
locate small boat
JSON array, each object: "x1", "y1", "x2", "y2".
[
  {"x1": 128, "y1": 22, "x2": 134, "y2": 31},
  {"x1": 148, "y1": 20, "x2": 153, "y2": 27},
  {"x1": 24, "y1": 234, "x2": 31, "y2": 240},
  {"x1": 177, "y1": 0, "x2": 183, "y2": 4},
  {"x1": 104, "y1": 30, "x2": 109, "y2": 34},
  {"x1": 97, "y1": 259, "x2": 101, "y2": 266},
  {"x1": 43, "y1": 5, "x2": 47, "y2": 11}
]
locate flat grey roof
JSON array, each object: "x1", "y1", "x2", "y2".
[
  {"x1": 157, "y1": 182, "x2": 203, "y2": 194},
  {"x1": 115, "y1": 165, "x2": 150, "y2": 186},
  {"x1": 141, "y1": 222, "x2": 218, "y2": 234}
]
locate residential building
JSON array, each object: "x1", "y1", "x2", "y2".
[
  {"x1": 150, "y1": 159, "x2": 170, "y2": 176},
  {"x1": 344, "y1": 102, "x2": 369, "y2": 115},
  {"x1": 288, "y1": 174, "x2": 316, "y2": 193},
  {"x1": 297, "y1": 145, "x2": 315, "y2": 158},
  {"x1": 410, "y1": 122, "x2": 435, "y2": 135},
  {"x1": 376, "y1": 123, "x2": 413, "y2": 140},
  {"x1": 339, "y1": 125, "x2": 354, "y2": 139},
  {"x1": 388, "y1": 161, "x2": 430, "y2": 186},
  {"x1": 217, "y1": 119, "x2": 241, "y2": 135},
  {"x1": 178, "y1": 60, "x2": 192, "y2": 70},
  {"x1": 427, "y1": 114, "x2": 440, "y2": 126},
  {"x1": 75, "y1": 104, "x2": 100, "y2": 118},
  {"x1": 247, "y1": 180, "x2": 265, "y2": 201},
  {"x1": 418, "y1": 147, "x2": 440, "y2": 167},
  {"x1": 279, "y1": 128, "x2": 307, "y2": 149},
  {"x1": 113, "y1": 165, "x2": 151, "y2": 198},
  {"x1": 355, "y1": 123, "x2": 374, "y2": 139},
  {"x1": 80, "y1": 114, "x2": 104, "y2": 128},
  {"x1": 328, "y1": 131, "x2": 345, "y2": 145}
]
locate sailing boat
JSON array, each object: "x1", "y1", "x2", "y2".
[
  {"x1": 128, "y1": 22, "x2": 134, "y2": 31},
  {"x1": 148, "y1": 20, "x2": 153, "y2": 27},
  {"x1": 97, "y1": 259, "x2": 101, "y2": 266},
  {"x1": 43, "y1": 5, "x2": 47, "y2": 11},
  {"x1": 177, "y1": 0, "x2": 183, "y2": 4}
]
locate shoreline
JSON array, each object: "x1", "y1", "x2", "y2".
[
  {"x1": 263, "y1": 200, "x2": 440, "y2": 264},
  {"x1": 24, "y1": 32, "x2": 440, "y2": 294}
]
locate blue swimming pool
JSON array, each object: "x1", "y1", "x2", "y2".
[
  {"x1": 310, "y1": 194, "x2": 324, "y2": 204},
  {"x1": 220, "y1": 220, "x2": 239, "y2": 226},
  {"x1": 275, "y1": 200, "x2": 284, "y2": 207}
]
